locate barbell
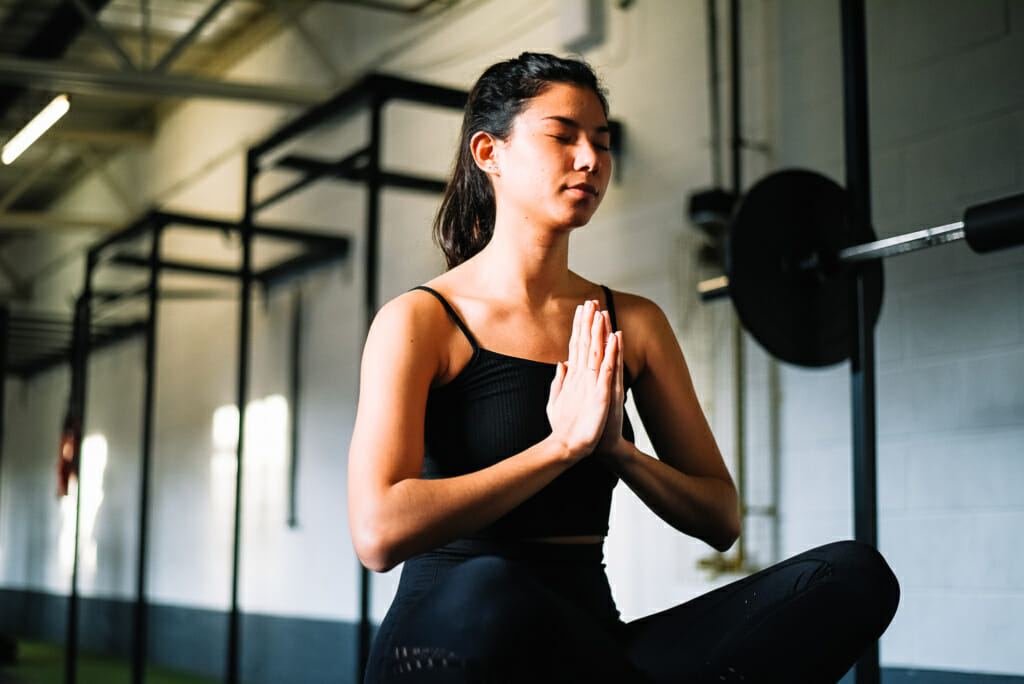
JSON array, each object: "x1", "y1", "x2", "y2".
[{"x1": 700, "y1": 169, "x2": 1024, "y2": 367}]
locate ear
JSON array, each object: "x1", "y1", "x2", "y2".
[{"x1": 470, "y1": 130, "x2": 502, "y2": 176}]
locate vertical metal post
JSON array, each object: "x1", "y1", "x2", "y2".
[
  {"x1": 132, "y1": 224, "x2": 162, "y2": 684},
  {"x1": 227, "y1": 151, "x2": 257, "y2": 684},
  {"x1": 287, "y1": 288, "x2": 302, "y2": 529},
  {"x1": 357, "y1": 91, "x2": 384, "y2": 684},
  {"x1": 65, "y1": 254, "x2": 95, "y2": 684},
  {"x1": 841, "y1": 1, "x2": 880, "y2": 682},
  {"x1": 729, "y1": 0, "x2": 741, "y2": 196},
  {"x1": 0, "y1": 307, "x2": 8, "y2": 520}
]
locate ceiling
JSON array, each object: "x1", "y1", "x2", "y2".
[{"x1": 0, "y1": 0, "x2": 453, "y2": 301}]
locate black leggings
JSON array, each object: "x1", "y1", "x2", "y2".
[{"x1": 366, "y1": 539, "x2": 899, "y2": 683}]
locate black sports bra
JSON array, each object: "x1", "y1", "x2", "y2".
[{"x1": 415, "y1": 285, "x2": 635, "y2": 539}]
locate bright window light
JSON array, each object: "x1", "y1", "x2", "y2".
[
  {"x1": 1, "y1": 94, "x2": 70, "y2": 165},
  {"x1": 58, "y1": 434, "x2": 108, "y2": 582}
]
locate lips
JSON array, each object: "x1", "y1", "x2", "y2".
[{"x1": 566, "y1": 183, "x2": 598, "y2": 197}]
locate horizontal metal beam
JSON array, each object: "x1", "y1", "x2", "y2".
[
  {"x1": 0, "y1": 55, "x2": 324, "y2": 107},
  {"x1": 0, "y1": 211, "x2": 123, "y2": 231},
  {"x1": 46, "y1": 127, "x2": 154, "y2": 146}
]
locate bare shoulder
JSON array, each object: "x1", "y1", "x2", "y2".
[
  {"x1": 370, "y1": 288, "x2": 449, "y2": 339},
  {"x1": 364, "y1": 287, "x2": 457, "y2": 382},
  {"x1": 607, "y1": 289, "x2": 673, "y2": 338},
  {"x1": 604, "y1": 289, "x2": 679, "y2": 378}
]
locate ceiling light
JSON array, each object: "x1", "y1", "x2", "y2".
[{"x1": 2, "y1": 94, "x2": 70, "y2": 165}]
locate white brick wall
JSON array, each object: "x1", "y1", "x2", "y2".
[
  {"x1": 762, "y1": 0, "x2": 1024, "y2": 676},
  {"x1": 0, "y1": 0, "x2": 1021, "y2": 677}
]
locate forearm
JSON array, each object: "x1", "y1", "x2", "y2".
[
  {"x1": 602, "y1": 443, "x2": 740, "y2": 551},
  {"x1": 353, "y1": 436, "x2": 578, "y2": 571}
]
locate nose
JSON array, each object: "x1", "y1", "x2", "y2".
[{"x1": 575, "y1": 139, "x2": 601, "y2": 175}]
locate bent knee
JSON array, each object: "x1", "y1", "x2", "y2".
[{"x1": 823, "y1": 540, "x2": 900, "y2": 632}]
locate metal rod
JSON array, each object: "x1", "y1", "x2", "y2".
[
  {"x1": 140, "y1": 0, "x2": 151, "y2": 68},
  {"x1": 0, "y1": 55, "x2": 322, "y2": 106},
  {"x1": 64, "y1": 262, "x2": 95, "y2": 684},
  {"x1": 250, "y1": 74, "x2": 466, "y2": 159},
  {"x1": 153, "y1": 0, "x2": 232, "y2": 73},
  {"x1": 0, "y1": 307, "x2": 8, "y2": 585},
  {"x1": 288, "y1": 288, "x2": 302, "y2": 528},
  {"x1": 841, "y1": 1, "x2": 880, "y2": 682},
  {"x1": 131, "y1": 227, "x2": 161, "y2": 684},
  {"x1": 696, "y1": 217, "x2": 968, "y2": 299},
  {"x1": 729, "y1": 0, "x2": 741, "y2": 196},
  {"x1": 705, "y1": 0, "x2": 722, "y2": 188},
  {"x1": 227, "y1": 151, "x2": 257, "y2": 684},
  {"x1": 358, "y1": 92, "x2": 384, "y2": 684},
  {"x1": 838, "y1": 221, "x2": 965, "y2": 262},
  {"x1": 69, "y1": 0, "x2": 137, "y2": 71}
]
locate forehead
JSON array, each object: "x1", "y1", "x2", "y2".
[{"x1": 517, "y1": 82, "x2": 608, "y2": 128}]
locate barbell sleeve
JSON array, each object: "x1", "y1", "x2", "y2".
[
  {"x1": 837, "y1": 221, "x2": 965, "y2": 263},
  {"x1": 698, "y1": 189, "x2": 1024, "y2": 303},
  {"x1": 963, "y1": 192, "x2": 1024, "y2": 254}
]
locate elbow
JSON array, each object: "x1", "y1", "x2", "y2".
[
  {"x1": 711, "y1": 517, "x2": 741, "y2": 553},
  {"x1": 709, "y1": 500, "x2": 742, "y2": 553},
  {"x1": 351, "y1": 521, "x2": 402, "y2": 573}
]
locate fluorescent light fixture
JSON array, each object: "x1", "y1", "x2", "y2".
[{"x1": 2, "y1": 94, "x2": 70, "y2": 165}]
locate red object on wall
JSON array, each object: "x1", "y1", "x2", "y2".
[{"x1": 58, "y1": 410, "x2": 81, "y2": 497}]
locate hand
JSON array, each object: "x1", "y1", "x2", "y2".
[
  {"x1": 595, "y1": 327, "x2": 627, "y2": 460},
  {"x1": 546, "y1": 300, "x2": 617, "y2": 463}
]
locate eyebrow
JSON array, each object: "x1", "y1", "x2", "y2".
[{"x1": 542, "y1": 115, "x2": 610, "y2": 134}]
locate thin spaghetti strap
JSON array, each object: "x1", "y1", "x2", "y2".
[
  {"x1": 411, "y1": 286, "x2": 479, "y2": 350},
  {"x1": 600, "y1": 285, "x2": 619, "y2": 331}
]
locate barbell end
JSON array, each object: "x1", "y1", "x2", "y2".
[
  {"x1": 963, "y1": 192, "x2": 1024, "y2": 254},
  {"x1": 697, "y1": 275, "x2": 730, "y2": 302}
]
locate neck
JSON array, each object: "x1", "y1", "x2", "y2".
[{"x1": 471, "y1": 213, "x2": 575, "y2": 305}]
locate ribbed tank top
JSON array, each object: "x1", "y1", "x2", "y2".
[{"x1": 414, "y1": 285, "x2": 634, "y2": 538}]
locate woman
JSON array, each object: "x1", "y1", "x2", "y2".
[{"x1": 348, "y1": 52, "x2": 898, "y2": 683}]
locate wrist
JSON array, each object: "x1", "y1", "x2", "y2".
[
  {"x1": 545, "y1": 432, "x2": 591, "y2": 465},
  {"x1": 598, "y1": 439, "x2": 636, "y2": 470}
]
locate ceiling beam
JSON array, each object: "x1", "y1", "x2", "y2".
[
  {"x1": 0, "y1": 212, "x2": 123, "y2": 232},
  {"x1": 43, "y1": 127, "x2": 154, "y2": 146},
  {"x1": 0, "y1": 55, "x2": 325, "y2": 107},
  {"x1": 153, "y1": 0, "x2": 233, "y2": 73},
  {"x1": 69, "y1": 0, "x2": 138, "y2": 70}
]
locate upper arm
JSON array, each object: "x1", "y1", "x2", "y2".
[
  {"x1": 347, "y1": 292, "x2": 446, "y2": 522},
  {"x1": 625, "y1": 296, "x2": 733, "y2": 486}
]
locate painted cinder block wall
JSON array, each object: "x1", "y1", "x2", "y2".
[
  {"x1": 0, "y1": 0, "x2": 1022, "y2": 681},
  {"x1": 749, "y1": 0, "x2": 1024, "y2": 677}
]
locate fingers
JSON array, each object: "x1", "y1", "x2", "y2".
[
  {"x1": 548, "y1": 361, "x2": 566, "y2": 413},
  {"x1": 567, "y1": 305, "x2": 582, "y2": 369},
  {"x1": 600, "y1": 328, "x2": 619, "y2": 385},
  {"x1": 612, "y1": 331, "x2": 623, "y2": 400},
  {"x1": 567, "y1": 301, "x2": 616, "y2": 376},
  {"x1": 588, "y1": 306, "x2": 605, "y2": 370}
]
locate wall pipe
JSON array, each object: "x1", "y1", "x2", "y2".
[{"x1": 288, "y1": 288, "x2": 303, "y2": 528}]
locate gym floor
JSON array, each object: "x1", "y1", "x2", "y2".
[{"x1": 0, "y1": 641, "x2": 215, "y2": 684}]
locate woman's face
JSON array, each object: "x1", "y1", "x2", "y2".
[{"x1": 491, "y1": 82, "x2": 612, "y2": 231}]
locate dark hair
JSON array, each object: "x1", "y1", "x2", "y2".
[{"x1": 433, "y1": 52, "x2": 609, "y2": 269}]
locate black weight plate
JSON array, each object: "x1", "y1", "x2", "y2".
[{"x1": 726, "y1": 169, "x2": 884, "y2": 367}]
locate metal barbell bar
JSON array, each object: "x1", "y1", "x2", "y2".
[{"x1": 700, "y1": 170, "x2": 1024, "y2": 367}]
